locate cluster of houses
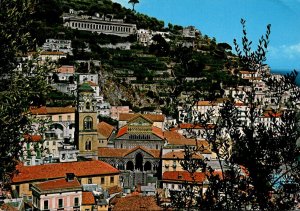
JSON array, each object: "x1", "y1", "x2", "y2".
[{"x1": 2, "y1": 8, "x2": 299, "y2": 211}]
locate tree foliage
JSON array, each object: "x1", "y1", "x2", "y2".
[
  {"x1": 0, "y1": 0, "x2": 51, "y2": 183},
  {"x1": 170, "y1": 19, "x2": 300, "y2": 210}
]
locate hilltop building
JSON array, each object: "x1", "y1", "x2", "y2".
[{"x1": 62, "y1": 10, "x2": 137, "y2": 37}]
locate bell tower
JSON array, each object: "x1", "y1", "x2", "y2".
[{"x1": 77, "y1": 82, "x2": 98, "y2": 158}]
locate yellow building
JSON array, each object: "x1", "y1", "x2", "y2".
[
  {"x1": 11, "y1": 160, "x2": 120, "y2": 198},
  {"x1": 77, "y1": 82, "x2": 99, "y2": 158}
]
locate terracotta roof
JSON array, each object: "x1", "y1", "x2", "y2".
[
  {"x1": 87, "y1": 81, "x2": 98, "y2": 86},
  {"x1": 24, "y1": 134, "x2": 42, "y2": 142},
  {"x1": 57, "y1": 65, "x2": 75, "y2": 74},
  {"x1": 97, "y1": 121, "x2": 114, "y2": 138},
  {"x1": 82, "y1": 192, "x2": 95, "y2": 205},
  {"x1": 98, "y1": 146, "x2": 160, "y2": 158},
  {"x1": 116, "y1": 126, "x2": 128, "y2": 138},
  {"x1": 162, "y1": 151, "x2": 203, "y2": 159},
  {"x1": 30, "y1": 106, "x2": 75, "y2": 115},
  {"x1": 262, "y1": 111, "x2": 282, "y2": 118},
  {"x1": 116, "y1": 126, "x2": 164, "y2": 140},
  {"x1": 99, "y1": 148, "x2": 129, "y2": 158},
  {"x1": 179, "y1": 123, "x2": 215, "y2": 129},
  {"x1": 12, "y1": 160, "x2": 119, "y2": 183},
  {"x1": 164, "y1": 130, "x2": 210, "y2": 148},
  {"x1": 41, "y1": 51, "x2": 66, "y2": 55},
  {"x1": 152, "y1": 126, "x2": 164, "y2": 139},
  {"x1": 112, "y1": 195, "x2": 162, "y2": 211},
  {"x1": 239, "y1": 70, "x2": 255, "y2": 74},
  {"x1": 34, "y1": 178, "x2": 81, "y2": 192},
  {"x1": 162, "y1": 171, "x2": 206, "y2": 183},
  {"x1": 1, "y1": 204, "x2": 18, "y2": 211},
  {"x1": 196, "y1": 101, "x2": 216, "y2": 106},
  {"x1": 108, "y1": 185, "x2": 123, "y2": 195},
  {"x1": 119, "y1": 113, "x2": 165, "y2": 122}
]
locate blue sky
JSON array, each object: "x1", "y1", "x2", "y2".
[{"x1": 112, "y1": 0, "x2": 300, "y2": 71}]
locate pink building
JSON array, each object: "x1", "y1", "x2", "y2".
[{"x1": 31, "y1": 174, "x2": 82, "y2": 211}]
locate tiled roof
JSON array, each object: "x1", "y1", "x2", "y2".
[
  {"x1": 98, "y1": 146, "x2": 160, "y2": 158},
  {"x1": 108, "y1": 185, "x2": 123, "y2": 195},
  {"x1": 57, "y1": 65, "x2": 75, "y2": 74},
  {"x1": 34, "y1": 178, "x2": 81, "y2": 192},
  {"x1": 99, "y1": 148, "x2": 129, "y2": 157},
  {"x1": 262, "y1": 111, "x2": 282, "y2": 118},
  {"x1": 119, "y1": 113, "x2": 165, "y2": 122},
  {"x1": 12, "y1": 160, "x2": 119, "y2": 183},
  {"x1": 82, "y1": 192, "x2": 95, "y2": 205},
  {"x1": 162, "y1": 171, "x2": 206, "y2": 183},
  {"x1": 152, "y1": 126, "x2": 164, "y2": 139},
  {"x1": 41, "y1": 51, "x2": 65, "y2": 55},
  {"x1": 164, "y1": 131, "x2": 210, "y2": 148},
  {"x1": 116, "y1": 126, "x2": 164, "y2": 140},
  {"x1": 116, "y1": 126, "x2": 128, "y2": 138},
  {"x1": 196, "y1": 101, "x2": 215, "y2": 106},
  {"x1": 162, "y1": 151, "x2": 203, "y2": 159},
  {"x1": 87, "y1": 81, "x2": 98, "y2": 86},
  {"x1": 112, "y1": 195, "x2": 162, "y2": 211},
  {"x1": 97, "y1": 121, "x2": 114, "y2": 138},
  {"x1": 179, "y1": 123, "x2": 215, "y2": 129},
  {"x1": 24, "y1": 134, "x2": 42, "y2": 142},
  {"x1": 30, "y1": 106, "x2": 75, "y2": 115}
]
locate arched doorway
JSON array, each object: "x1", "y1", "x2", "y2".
[
  {"x1": 126, "y1": 161, "x2": 134, "y2": 171},
  {"x1": 135, "y1": 153, "x2": 143, "y2": 171},
  {"x1": 144, "y1": 161, "x2": 152, "y2": 171}
]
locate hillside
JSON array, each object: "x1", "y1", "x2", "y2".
[{"x1": 32, "y1": 0, "x2": 246, "y2": 117}]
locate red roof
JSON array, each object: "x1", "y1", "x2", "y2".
[
  {"x1": 30, "y1": 106, "x2": 75, "y2": 115},
  {"x1": 24, "y1": 134, "x2": 42, "y2": 142},
  {"x1": 163, "y1": 171, "x2": 206, "y2": 183},
  {"x1": 108, "y1": 185, "x2": 123, "y2": 195},
  {"x1": 179, "y1": 123, "x2": 215, "y2": 129},
  {"x1": 162, "y1": 151, "x2": 203, "y2": 159},
  {"x1": 57, "y1": 65, "x2": 75, "y2": 74},
  {"x1": 34, "y1": 178, "x2": 81, "y2": 192},
  {"x1": 112, "y1": 195, "x2": 162, "y2": 211},
  {"x1": 82, "y1": 192, "x2": 95, "y2": 205},
  {"x1": 119, "y1": 113, "x2": 165, "y2": 122},
  {"x1": 116, "y1": 126, "x2": 128, "y2": 138},
  {"x1": 12, "y1": 160, "x2": 119, "y2": 183},
  {"x1": 97, "y1": 121, "x2": 114, "y2": 138}
]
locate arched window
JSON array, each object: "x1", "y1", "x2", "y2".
[
  {"x1": 84, "y1": 116, "x2": 93, "y2": 130},
  {"x1": 86, "y1": 102, "x2": 90, "y2": 110},
  {"x1": 85, "y1": 140, "x2": 91, "y2": 150}
]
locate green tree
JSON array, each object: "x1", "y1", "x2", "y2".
[
  {"x1": 128, "y1": 0, "x2": 139, "y2": 12},
  {"x1": 170, "y1": 19, "x2": 300, "y2": 210},
  {"x1": 0, "y1": 0, "x2": 51, "y2": 184}
]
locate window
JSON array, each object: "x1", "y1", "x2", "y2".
[
  {"x1": 88, "y1": 178, "x2": 92, "y2": 184},
  {"x1": 59, "y1": 115, "x2": 62, "y2": 121},
  {"x1": 67, "y1": 115, "x2": 71, "y2": 121},
  {"x1": 58, "y1": 199, "x2": 63, "y2": 208},
  {"x1": 85, "y1": 141, "x2": 91, "y2": 151},
  {"x1": 86, "y1": 102, "x2": 90, "y2": 110},
  {"x1": 74, "y1": 197, "x2": 79, "y2": 206},
  {"x1": 101, "y1": 177, "x2": 105, "y2": 184},
  {"x1": 44, "y1": 200, "x2": 49, "y2": 210},
  {"x1": 110, "y1": 176, "x2": 114, "y2": 184},
  {"x1": 84, "y1": 116, "x2": 93, "y2": 130}
]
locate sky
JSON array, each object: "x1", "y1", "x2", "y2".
[{"x1": 112, "y1": 0, "x2": 300, "y2": 71}]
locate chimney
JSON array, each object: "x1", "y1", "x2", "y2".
[{"x1": 66, "y1": 173, "x2": 75, "y2": 182}]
